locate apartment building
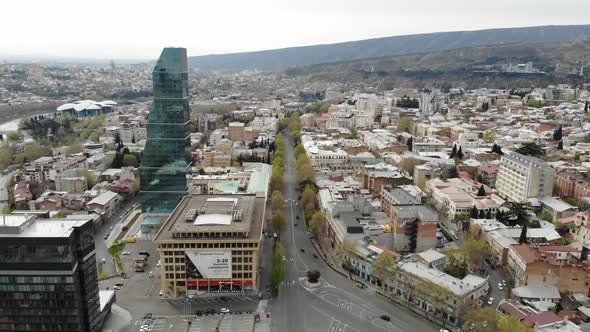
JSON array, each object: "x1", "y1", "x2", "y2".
[
  {"x1": 554, "y1": 172, "x2": 590, "y2": 201},
  {"x1": 496, "y1": 151, "x2": 555, "y2": 203},
  {"x1": 154, "y1": 194, "x2": 264, "y2": 298},
  {"x1": 381, "y1": 186, "x2": 438, "y2": 252}
]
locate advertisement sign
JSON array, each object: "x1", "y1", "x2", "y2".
[{"x1": 186, "y1": 251, "x2": 232, "y2": 279}]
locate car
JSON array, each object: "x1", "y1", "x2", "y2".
[
  {"x1": 114, "y1": 282, "x2": 124, "y2": 287},
  {"x1": 205, "y1": 308, "x2": 216, "y2": 314},
  {"x1": 294, "y1": 223, "x2": 298, "y2": 227},
  {"x1": 487, "y1": 298, "x2": 494, "y2": 305},
  {"x1": 300, "y1": 248, "x2": 305, "y2": 253},
  {"x1": 148, "y1": 271, "x2": 154, "y2": 278},
  {"x1": 139, "y1": 251, "x2": 150, "y2": 257},
  {"x1": 101, "y1": 258, "x2": 107, "y2": 264},
  {"x1": 103, "y1": 234, "x2": 109, "y2": 240},
  {"x1": 312, "y1": 253, "x2": 318, "y2": 259},
  {"x1": 109, "y1": 226, "x2": 113, "y2": 230},
  {"x1": 258, "y1": 293, "x2": 263, "y2": 299},
  {"x1": 379, "y1": 314, "x2": 390, "y2": 321},
  {"x1": 122, "y1": 226, "x2": 128, "y2": 231},
  {"x1": 220, "y1": 308, "x2": 230, "y2": 313},
  {"x1": 159, "y1": 289, "x2": 162, "y2": 296},
  {"x1": 296, "y1": 203, "x2": 299, "y2": 206},
  {"x1": 113, "y1": 285, "x2": 121, "y2": 290},
  {"x1": 194, "y1": 310, "x2": 203, "y2": 316},
  {"x1": 502, "y1": 280, "x2": 507, "y2": 285},
  {"x1": 296, "y1": 216, "x2": 300, "y2": 220},
  {"x1": 219, "y1": 297, "x2": 229, "y2": 302},
  {"x1": 156, "y1": 260, "x2": 161, "y2": 267},
  {"x1": 282, "y1": 255, "x2": 286, "y2": 261},
  {"x1": 498, "y1": 284, "x2": 504, "y2": 290},
  {"x1": 355, "y1": 282, "x2": 365, "y2": 289},
  {"x1": 122, "y1": 251, "x2": 131, "y2": 255}
]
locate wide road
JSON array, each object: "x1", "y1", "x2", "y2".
[
  {"x1": 270, "y1": 132, "x2": 438, "y2": 332},
  {"x1": 95, "y1": 195, "x2": 141, "y2": 276}
]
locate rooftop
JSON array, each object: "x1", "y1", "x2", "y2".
[
  {"x1": 154, "y1": 194, "x2": 264, "y2": 241},
  {"x1": 0, "y1": 215, "x2": 90, "y2": 238},
  {"x1": 398, "y1": 261, "x2": 487, "y2": 297},
  {"x1": 513, "y1": 284, "x2": 561, "y2": 300}
]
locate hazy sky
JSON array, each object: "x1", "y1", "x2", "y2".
[{"x1": 2, "y1": 0, "x2": 589, "y2": 60}]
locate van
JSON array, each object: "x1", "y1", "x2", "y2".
[
  {"x1": 139, "y1": 251, "x2": 150, "y2": 257},
  {"x1": 126, "y1": 237, "x2": 136, "y2": 243}
]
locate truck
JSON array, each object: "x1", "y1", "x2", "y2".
[{"x1": 134, "y1": 256, "x2": 147, "y2": 272}]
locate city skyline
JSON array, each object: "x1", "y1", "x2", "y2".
[{"x1": 1, "y1": 0, "x2": 589, "y2": 60}]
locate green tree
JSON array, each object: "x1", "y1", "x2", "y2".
[
  {"x1": 301, "y1": 185, "x2": 317, "y2": 211},
  {"x1": 309, "y1": 211, "x2": 326, "y2": 240},
  {"x1": 23, "y1": 145, "x2": 51, "y2": 162},
  {"x1": 271, "y1": 210, "x2": 287, "y2": 234},
  {"x1": 294, "y1": 144, "x2": 306, "y2": 159},
  {"x1": 396, "y1": 116, "x2": 411, "y2": 133},
  {"x1": 78, "y1": 169, "x2": 96, "y2": 188},
  {"x1": 519, "y1": 222, "x2": 528, "y2": 244},
  {"x1": 0, "y1": 146, "x2": 12, "y2": 171},
  {"x1": 371, "y1": 251, "x2": 396, "y2": 281},
  {"x1": 270, "y1": 172, "x2": 284, "y2": 192},
  {"x1": 271, "y1": 191, "x2": 286, "y2": 211},
  {"x1": 6, "y1": 132, "x2": 22, "y2": 142},
  {"x1": 122, "y1": 154, "x2": 139, "y2": 167},
  {"x1": 107, "y1": 241, "x2": 126, "y2": 272},
  {"x1": 483, "y1": 131, "x2": 496, "y2": 143},
  {"x1": 462, "y1": 308, "x2": 500, "y2": 332},
  {"x1": 497, "y1": 316, "x2": 532, "y2": 332},
  {"x1": 398, "y1": 157, "x2": 417, "y2": 176},
  {"x1": 269, "y1": 241, "x2": 287, "y2": 296},
  {"x1": 477, "y1": 185, "x2": 486, "y2": 197},
  {"x1": 446, "y1": 250, "x2": 468, "y2": 278},
  {"x1": 306, "y1": 269, "x2": 321, "y2": 283},
  {"x1": 462, "y1": 238, "x2": 492, "y2": 266},
  {"x1": 66, "y1": 143, "x2": 83, "y2": 155}
]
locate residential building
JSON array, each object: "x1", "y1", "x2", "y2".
[
  {"x1": 228, "y1": 122, "x2": 245, "y2": 141},
  {"x1": 554, "y1": 172, "x2": 590, "y2": 201},
  {"x1": 538, "y1": 196, "x2": 578, "y2": 221},
  {"x1": 0, "y1": 215, "x2": 103, "y2": 331},
  {"x1": 381, "y1": 186, "x2": 438, "y2": 252},
  {"x1": 153, "y1": 194, "x2": 264, "y2": 298},
  {"x1": 55, "y1": 175, "x2": 88, "y2": 194},
  {"x1": 507, "y1": 244, "x2": 590, "y2": 294},
  {"x1": 140, "y1": 47, "x2": 191, "y2": 213},
  {"x1": 496, "y1": 151, "x2": 555, "y2": 203},
  {"x1": 86, "y1": 191, "x2": 122, "y2": 218}
]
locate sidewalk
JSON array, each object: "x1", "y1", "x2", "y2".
[{"x1": 309, "y1": 237, "x2": 459, "y2": 332}]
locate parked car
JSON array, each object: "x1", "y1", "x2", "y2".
[
  {"x1": 114, "y1": 282, "x2": 124, "y2": 287},
  {"x1": 205, "y1": 308, "x2": 216, "y2": 314},
  {"x1": 113, "y1": 286, "x2": 121, "y2": 290},
  {"x1": 312, "y1": 253, "x2": 318, "y2": 259},
  {"x1": 220, "y1": 308, "x2": 230, "y2": 313},
  {"x1": 487, "y1": 298, "x2": 494, "y2": 305},
  {"x1": 159, "y1": 289, "x2": 162, "y2": 296},
  {"x1": 122, "y1": 251, "x2": 131, "y2": 255},
  {"x1": 380, "y1": 314, "x2": 390, "y2": 321},
  {"x1": 300, "y1": 248, "x2": 305, "y2": 253}
]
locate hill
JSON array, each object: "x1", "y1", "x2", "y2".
[
  {"x1": 188, "y1": 25, "x2": 590, "y2": 72},
  {"x1": 284, "y1": 40, "x2": 590, "y2": 89}
]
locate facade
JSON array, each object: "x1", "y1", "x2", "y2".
[
  {"x1": 0, "y1": 215, "x2": 101, "y2": 331},
  {"x1": 228, "y1": 122, "x2": 245, "y2": 141},
  {"x1": 55, "y1": 175, "x2": 88, "y2": 194},
  {"x1": 154, "y1": 194, "x2": 264, "y2": 298},
  {"x1": 496, "y1": 151, "x2": 555, "y2": 203},
  {"x1": 381, "y1": 186, "x2": 438, "y2": 252},
  {"x1": 554, "y1": 172, "x2": 590, "y2": 201},
  {"x1": 140, "y1": 48, "x2": 191, "y2": 213}
]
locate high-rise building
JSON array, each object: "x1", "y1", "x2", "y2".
[
  {"x1": 0, "y1": 215, "x2": 101, "y2": 331},
  {"x1": 496, "y1": 151, "x2": 555, "y2": 203},
  {"x1": 140, "y1": 48, "x2": 191, "y2": 213}
]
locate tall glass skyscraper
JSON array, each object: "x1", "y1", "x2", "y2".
[{"x1": 140, "y1": 48, "x2": 191, "y2": 213}]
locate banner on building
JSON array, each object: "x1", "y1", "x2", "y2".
[{"x1": 185, "y1": 251, "x2": 232, "y2": 279}]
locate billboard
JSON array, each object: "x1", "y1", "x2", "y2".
[{"x1": 186, "y1": 251, "x2": 232, "y2": 279}]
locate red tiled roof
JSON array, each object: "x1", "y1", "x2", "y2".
[{"x1": 523, "y1": 312, "x2": 562, "y2": 327}]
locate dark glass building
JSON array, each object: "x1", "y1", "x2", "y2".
[
  {"x1": 0, "y1": 216, "x2": 101, "y2": 331},
  {"x1": 140, "y1": 47, "x2": 191, "y2": 213}
]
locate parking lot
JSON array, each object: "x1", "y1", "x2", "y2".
[{"x1": 138, "y1": 314, "x2": 256, "y2": 332}]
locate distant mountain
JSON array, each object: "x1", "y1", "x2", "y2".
[
  {"x1": 188, "y1": 25, "x2": 590, "y2": 72},
  {"x1": 285, "y1": 40, "x2": 590, "y2": 89}
]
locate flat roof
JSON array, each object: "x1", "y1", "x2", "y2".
[
  {"x1": 0, "y1": 217, "x2": 90, "y2": 238},
  {"x1": 398, "y1": 261, "x2": 487, "y2": 297},
  {"x1": 154, "y1": 194, "x2": 264, "y2": 241}
]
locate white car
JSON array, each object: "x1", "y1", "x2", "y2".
[
  {"x1": 113, "y1": 285, "x2": 121, "y2": 290},
  {"x1": 487, "y1": 298, "x2": 494, "y2": 305},
  {"x1": 101, "y1": 258, "x2": 107, "y2": 264},
  {"x1": 156, "y1": 260, "x2": 161, "y2": 267},
  {"x1": 159, "y1": 289, "x2": 162, "y2": 296},
  {"x1": 122, "y1": 251, "x2": 131, "y2": 255},
  {"x1": 220, "y1": 308, "x2": 230, "y2": 313},
  {"x1": 498, "y1": 283, "x2": 504, "y2": 290}
]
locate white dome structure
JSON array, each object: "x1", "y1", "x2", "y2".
[{"x1": 56, "y1": 100, "x2": 117, "y2": 117}]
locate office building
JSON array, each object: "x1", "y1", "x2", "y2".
[
  {"x1": 496, "y1": 151, "x2": 555, "y2": 203},
  {"x1": 140, "y1": 47, "x2": 191, "y2": 213},
  {"x1": 154, "y1": 194, "x2": 264, "y2": 298},
  {"x1": 0, "y1": 215, "x2": 101, "y2": 331}
]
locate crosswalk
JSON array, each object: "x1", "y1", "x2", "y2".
[{"x1": 165, "y1": 296, "x2": 254, "y2": 305}]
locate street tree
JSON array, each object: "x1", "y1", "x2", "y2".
[
  {"x1": 309, "y1": 211, "x2": 326, "y2": 240},
  {"x1": 271, "y1": 210, "x2": 287, "y2": 234},
  {"x1": 307, "y1": 269, "x2": 321, "y2": 283},
  {"x1": 301, "y1": 185, "x2": 317, "y2": 211},
  {"x1": 371, "y1": 251, "x2": 396, "y2": 282},
  {"x1": 269, "y1": 241, "x2": 287, "y2": 296},
  {"x1": 271, "y1": 191, "x2": 286, "y2": 211},
  {"x1": 497, "y1": 316, "x2": 532, "y2": 332}
]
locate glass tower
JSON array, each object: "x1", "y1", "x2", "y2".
[{"x1": 140, "y1": 48, "x2": 191, "y2": 213}]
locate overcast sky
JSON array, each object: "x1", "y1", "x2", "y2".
[{"x1": 2, "y1": 0, "x2": 589, "y2": 60}]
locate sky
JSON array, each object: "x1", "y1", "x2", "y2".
[{"x1": 2, "y1": 0, "x2": 589, "y2": 60}]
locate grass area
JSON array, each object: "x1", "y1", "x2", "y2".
[{"x1": 108, "y1": 241, "x2": 126, "y2": 272}]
